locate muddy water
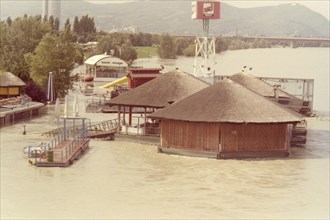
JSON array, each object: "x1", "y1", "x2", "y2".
[
  {"x1": 1, "y1": 47, "x2": 330, "y2": 219},
  {"x1": 0, "y1": 109, "x2": 329, "y2": 219}
]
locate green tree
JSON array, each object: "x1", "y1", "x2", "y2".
[
  {"x1": 96, "y1": 35, "x2": 116, "y2": 55},
  {"x1": 176, "y1": 37, "x2": 194, "y2": 55},
  {"x1": 158, "y1": 33, "x2": 176, "y2": 59},
  {"x1": 215, "y1": 37, "x2": 229, "y2": 53},
  {"x1": 54, "y1": 18, "x2": 60, "y2": 32},
  {"x1": 6, "y1": 17, "x2": 12, "y2": 26},
  {"x1": 73, "y1": 16, "x2": 79, "y2": 33},
  {"x1": 182, "y1": 44, "x2": 195, "y2": 57},
  {"x1": 120, "y1": 42, "x2": 137, "y2": 62},
  {"x1": 48, "y1": 15, "x2": 54, "y2": 30},
  {"x1": 96, "y1": 33, "x2": 128, "y2": 57},
  {"x1": 73, "y1": 15, "x2": 96, "y2": 43},
  {"x1": 27, "y1": 33, "x2": 78, "y2": 97},
  {"x1": 0, "y1": 16, "x2": 51, "y2": 80},
  {"x1": 64, "y1": 18, "x2": 71, "y2": 32}
]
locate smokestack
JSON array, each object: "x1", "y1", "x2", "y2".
[
  {"x1": 42, "y1": 0, "x2": 49, "y2": 18},
  {"x1": 48, "y1": 0, "x2": 61, "y2": 20}
]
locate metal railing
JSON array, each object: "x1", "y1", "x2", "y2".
[
  {"x1": 25, "y1": 126, "x2": 89, "y2": 164},
  {"x1": 60, "y1": 131, "x2": 88, "y2": 163},
  {"x1": 120, "y1": 116, "x2": 160, "y2": 137},
  {"x1": 88, "y1": 119, "x2": 120, "y2": 132},
  {"x1": 42, "y1": 119, "x2": 119, "y2": 137}
]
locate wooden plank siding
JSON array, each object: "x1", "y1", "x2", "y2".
[
  {"x1": 220, "y1": 123, "x2": 288, "y2": 152},
  {"x1": 160, "y1": 120, "x2": 289, "y2": 157},
  {"x1": 161, "y1": 120, "x2": 219, "y2": 152}
]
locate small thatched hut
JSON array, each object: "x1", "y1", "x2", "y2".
[
  {"x1": 149, "y1": 78, "x2": 301, "y2": 159},
  {"x1": 108, "y1": 69, "x2": 209, "y2": 135},
  {"x1": 0, "y1": 72, "x2": 25, "y2": 98},
  {"x1": 229, "y1": 72, "x2": 311, "y2": 115}
]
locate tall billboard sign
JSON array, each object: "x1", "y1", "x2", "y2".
[{"x1": 192, "y1": 1, "x2": 220, "y2": 20}]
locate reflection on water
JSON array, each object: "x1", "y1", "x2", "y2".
[{"x1": 1, "y1": 111, "x2": 329, "y2": 219}]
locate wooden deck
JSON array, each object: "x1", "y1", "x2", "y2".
[
  {"x1": 87, "y1": 130, "x2": 116, "y2": 139},
  {"x1": 28, "y1": 139, "x2": 90, "y2": 167},
  {"x1": 291, "y1": 120, "x2": 307, "y2": 146}
]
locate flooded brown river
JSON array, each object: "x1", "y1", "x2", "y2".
[
  {"x1": 1, "y1": 48, "x2": 329, "y2": 219},
  {"x1": 1, "y1": 113, "x2": 329, "y2": 219}
]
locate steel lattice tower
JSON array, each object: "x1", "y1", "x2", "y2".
[{"x1": 192, "y1": 1, "x2": 220, "y2": 84}]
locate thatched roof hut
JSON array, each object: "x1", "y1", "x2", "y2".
[
  {"x1": 0, "y1": 72, "x2": 25, "y2": 87},
  {"x1": 109, "y1": 68, "x2": 209, "y2": 108},
  {"x1": 108, "y1": 69, "x2": 209, "y2": 135},
  {"x1": 149, "y1": 79, "x2": 301, "y2": 159},
  {"x1": 0, "y1": 72, "x2": 25, "y2": 98},
  {"x1": 229, "y1": 72, "x2": 310, "y2": 115}
]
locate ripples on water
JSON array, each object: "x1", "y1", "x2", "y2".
[{"x1": 1, "y1": 112, "x2": 329, "y2": 219}]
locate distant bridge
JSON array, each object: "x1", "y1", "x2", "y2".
[
  {"x1": 176, "y1": 34, "x2": 330, "y2": 46},
  {"x1": 241, "y1": 36, "x2": 330, "y2": 46}
]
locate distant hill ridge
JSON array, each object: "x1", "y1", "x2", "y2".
[{"x1": 1, "y1": 1, "x2": 329, "y2": 37}]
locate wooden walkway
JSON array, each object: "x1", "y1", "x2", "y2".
[
  {"x1": 87, "y1": 119, "x2": 118, "y2": 139},
  {"x1": 42, "y1": 119, "x2": 119, "y2": 139}
]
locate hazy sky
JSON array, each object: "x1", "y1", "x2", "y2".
[
  {"x1": 222, "y1": 1, "x2": 329, "y2": 19},
  {"x1": 88, "y1": 0, "x2": 330, "y2": 19}
]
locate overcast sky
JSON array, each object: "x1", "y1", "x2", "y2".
[{"x1": 88, "y1": 0, "x2": 330, "y2": 20}]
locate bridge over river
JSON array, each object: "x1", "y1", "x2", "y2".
[{"x1": 241, "y1": 36, "x2": 330, "y2": 47}]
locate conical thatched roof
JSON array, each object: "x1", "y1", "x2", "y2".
[
  {"x1": 0, "y1": 72, "x2": 25, "y2": 87},
  {"x1": 149, "y1": 78, "x2": 301, "y2": 123},
  {"x1": 229, "y1": 72, "x2": 296, "y2": 99},
  {"x1": 108, "y1": 69, "x2": 209, "y2": 108}
]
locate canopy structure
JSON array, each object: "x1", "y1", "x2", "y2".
[
  {"x1": 108, "y1": 68, "x2": 210, "y2": 134},
  {"x1": 109, "y1": 68, "x2": 209, "y2": 108},
  {"x1": 85, "y1": 55, "x2": 128, "y2": 82}
]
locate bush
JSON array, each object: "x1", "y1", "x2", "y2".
[
  {"x1": 22, "y1": 80, "x2": 47, "y2": 103},
  {"x1": 183, "y1": 44, "x2": 195, "y2": 57}
]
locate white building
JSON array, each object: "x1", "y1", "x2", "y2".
[{"x1": 85, "y1": 55, "x2": 128, "y2": 82}]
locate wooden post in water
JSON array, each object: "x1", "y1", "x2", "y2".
[
  {"x1": 129, "y1": 106, "x2": 132, "y2": 126},
  {"x1": 117, "y1": 105, "x2": 121, "y2": 133},
  {"x1": 144, "y1": 107, "x2": 147, "y2": 135}
]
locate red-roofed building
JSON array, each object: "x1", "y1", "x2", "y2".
[{"x1": 128, "y1": 68, "x2": 162, "y2": 88}]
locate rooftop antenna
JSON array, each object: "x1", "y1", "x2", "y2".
[{"x1": 192, "y1": 1, "x2": 220, "y2": 84}]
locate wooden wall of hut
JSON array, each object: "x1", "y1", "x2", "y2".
[
  {"x1": 160, "y1": 120, "x2": 289, "y2": 156},
  {"x1": 220, "y1": 123, "x2": 288, "y2": 152},
  {"x1": 161, "y1": 120, "x2": 219, "y2": 152},
  {"x1": 0, "y1": 86, "x2": 21, "y2": 97}
]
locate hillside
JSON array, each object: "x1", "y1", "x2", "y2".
[{"x1": 0, "y1": 0, "x2": 329, "y2": 37}]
